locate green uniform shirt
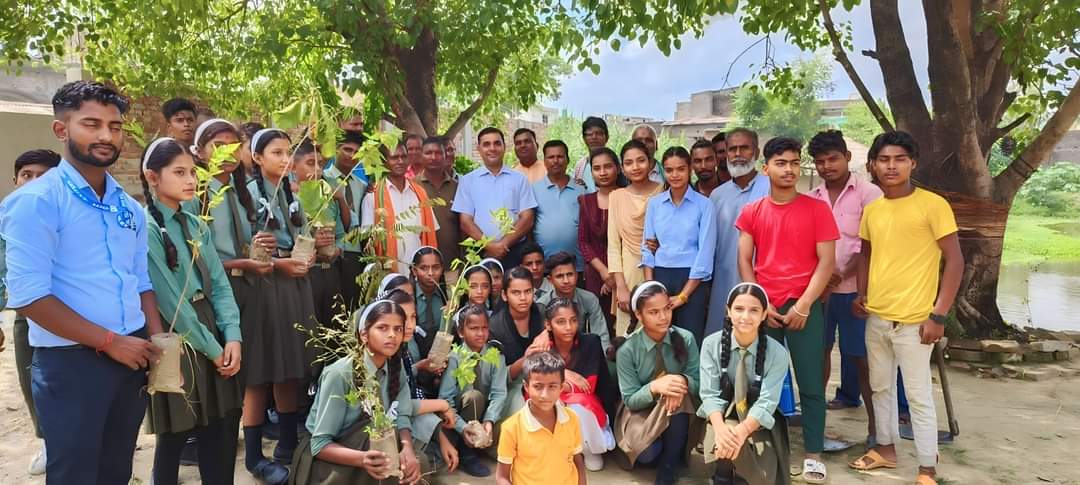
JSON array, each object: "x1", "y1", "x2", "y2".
[
  {"x1": 437, "y1": 342, "x2": 509, "y2": 432},
  {"x1": 305, "y1": 354, "x2": 414, "y2": 456},
  {"x1": 615, "y1": 326, "x2": 700, "y2": 411},
  {"x1": 697, "y1": 333, "x2": 788, "y2": 430},
  {"x1": 324, "y1": 165, "x2": 368, "y2": 253},
  {"x1": 146, "y1": 201, "x2": 241, "y2": 360},
  {"x1": 183, "y1": 177, "x2": 255, "y2": 261}
]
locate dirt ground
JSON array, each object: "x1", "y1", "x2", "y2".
[{"x1": 2, "y1": 315, "x2": 1079, "y2": 484}]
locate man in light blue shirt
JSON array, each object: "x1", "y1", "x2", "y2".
[
  {"x1": 531, "y1": 140, "x2": 583, "y2": 272},
  {"x1": 705, "y1": 128, "x2": 771, "y2": 336},
  {"x1": 0, "y1": 81, "x2": 164, "y2": 483},
  {"x1": 452, "y1": 127, "x2": 537, "y2": 268}
]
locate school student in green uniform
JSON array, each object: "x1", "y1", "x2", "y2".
[{"x1": 140, "y1": 137, "x2": 244, "y2": 485}]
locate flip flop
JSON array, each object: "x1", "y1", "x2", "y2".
[
  {"x1": 915, "y1": 473, "x2": 938, "y2": 485},
  {"x1": 849, "y1": 449, "x2": 897, "y2": 471},
  {"x1": 827, "y1": 398, "x2": 859, "y2": 410},
  {"x1": 802, "y1": 458, "x2": 827, "y2": 484}
]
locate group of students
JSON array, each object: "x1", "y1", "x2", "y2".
[{"x1": 0, "y1": 80, "x2": 962, "y2": 485}]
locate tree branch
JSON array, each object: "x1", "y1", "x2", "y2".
[
  {"x1": 818, "y1": 0, "x2": 894, "y2": 131},
  {"x1": 869, "y1": 0, "x2": 931, "y2": 140},
  {"x1": 994, "y1": 113, "x2": 1030, "y2": 141},
  {"x1": 993, "y1": 80, "x2": 1080, "y2": 202},
  {"x1": 443, "y1": 66, "x2": 501, "y2": 140}
]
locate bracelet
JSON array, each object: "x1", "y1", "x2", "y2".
[
  {"x1": 792, "y1": 306, "x2": 809, "y2": 317},
  {"x1": 96, "y1": 331, "x2": 116, "y2": 354},
  {"x1": 676, "y1": 293, "x2": 688, "y2": 304}
]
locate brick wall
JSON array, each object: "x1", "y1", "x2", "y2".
[{"x1": 109, "y1": 95, "x2": 211, "y2": 201}]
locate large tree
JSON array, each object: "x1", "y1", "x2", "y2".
[
  {"x1": 724, "y1": 0, "x2": 1080, "y2": 337},
  {"x1": 0, "y1": 1, "x2": 719, "y2": 140}
]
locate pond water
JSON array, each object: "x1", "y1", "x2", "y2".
[{"x1": 998, "y1": 261, "x2": 1080, "y2": 331}]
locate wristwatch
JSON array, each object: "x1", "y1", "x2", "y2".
[{"x1": 929, "y1": 313, "x2": 947, "y2": 325}]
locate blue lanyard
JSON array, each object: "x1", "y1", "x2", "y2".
[{"x1": 61, "y1": 172, "x2": 137, "y2": 231}]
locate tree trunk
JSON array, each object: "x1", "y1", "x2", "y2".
[
  {"x1": 396, "y1": 27, "x2": 439, "y2": 137},
  {"x1": 936, "y1": 190, "x2": 1023, "y2": 339}
]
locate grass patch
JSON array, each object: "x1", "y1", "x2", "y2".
[{"x1": 1003, "y1": 213, "x2": 1080, "y2": 265}]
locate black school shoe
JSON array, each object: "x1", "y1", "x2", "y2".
[
  {"x1": 459, "y1": 456, "x2": 491, "y2": 477},
  {"x1": 250, "y1": 458, "x2": 290, "y2": 485}
]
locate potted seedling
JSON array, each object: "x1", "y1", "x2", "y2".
[
  {"x1": 449, "y1": 344, "x2": 502, "y2": 447},
  {"x1": 340, "y1": 347, "x2": 402, "y2": 478},
  {"x1": 425, "y1": 208, "x2": 515, "y2": 369},
  {"x1": 149, "y1": 141, "x2": 238, "y2": 394},
  {"x1": 295, "y1": 178, "x2": 339, "y2": 261}
]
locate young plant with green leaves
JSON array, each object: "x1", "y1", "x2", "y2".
[{"x1": 449, "y1": 344, "x2": 502, "y2": 390}]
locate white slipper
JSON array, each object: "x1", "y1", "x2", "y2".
[{"x1": 802, "y1": 458, "x2": 827, "y2": 484}]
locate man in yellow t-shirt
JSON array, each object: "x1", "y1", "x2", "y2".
[
  {"x1": 848, "y1": 131, "x2": 963, "y2": 485},
  {"x1": 496, "y1": 352, "x2": 585, "y2": 485}
]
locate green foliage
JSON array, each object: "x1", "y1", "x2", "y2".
[
  {"x1": 544, "y1": 111, "x2": 683, "y2": 175},
  {"x1": 839, "y1": 100, "x2": 892, "y2": 146},
  {"x1": 297, "y1": 179, "x2": 337, "y2": 234},
  {"x1": 1016, "y1": 163, "x2": 1080, "y2": 212},
  {"x1": 453, "y1": 156, "x2": 479, "y2": 176},
  {"x1": 449, "y1": 344, "x2": 502, "y2": 389},
  {"x1": 731, "y1": 54, "x2": 833, "y2": 142}
]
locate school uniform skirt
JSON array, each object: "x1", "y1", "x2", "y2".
[
  {"x1": 241, "y1": 270, "x2": 318, "y2": 386},
  {"x1": 292, "y1": 418, "x2": 377, "y2": 485},
  {"x1": 146, "y1": 297, "x2": 244, "y2": 434},
  {"x1": 703, "y1": 412, "x2": 791, "y2": 485}
]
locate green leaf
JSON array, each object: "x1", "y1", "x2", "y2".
[{"x1": 273, "y1": 99, "x2": 306, "y2": 129}]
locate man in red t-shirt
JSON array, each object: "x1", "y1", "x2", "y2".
[{"x1": 736, "y1": 136, "x2": 838, "y2": 483}]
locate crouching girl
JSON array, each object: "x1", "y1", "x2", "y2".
[
  {"x1": 291, "y1": 300, "x2": 422, "y2": 484},
  {"x1": 698, "y1": 283, "x2": 791, "y2": 485}
]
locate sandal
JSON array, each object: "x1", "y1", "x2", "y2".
[
  {"x1": 802, "y1": 458, "x2": 827, "y2": 484},
  {"x1": 849, "y1": 449, "x2": 897, "y2": 471},
  {"x1": 915, "y1": 473, "x2": 938, "y2": 485}
]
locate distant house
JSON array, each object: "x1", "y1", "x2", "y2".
[
  {"x1": 1048, "y1": 130, "x2": 1080, "y2": 166},
  {"x1": 662, "y1": 88, "x2": 861, "y2": 145}
]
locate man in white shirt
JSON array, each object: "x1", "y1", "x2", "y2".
[{"x1": 361, "y1": 142, "x2": 439, "y2": 273}]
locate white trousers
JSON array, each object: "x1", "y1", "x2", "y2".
[{"x1": 866, "y1": 315, "x2": 938, "y2": 467}]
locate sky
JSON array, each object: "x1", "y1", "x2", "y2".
[{"x1": 548, "y1": 2, "x2": 930, "y2": 121}]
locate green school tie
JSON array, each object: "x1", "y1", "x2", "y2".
[{"x1": 177, "y1": 212, "x2": 213, "y2": 301}]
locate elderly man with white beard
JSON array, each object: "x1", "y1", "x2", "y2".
[{"x1": 704, "y1": 127, "x2": 772, "y2": 336}]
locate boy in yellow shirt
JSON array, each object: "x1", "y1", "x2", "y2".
[
  {"x1": 496, "y1": 351, "x2": 586, "y2": 485},
  {"x1": 849, "y1": 131, "x2": 963, "y2": 485}
]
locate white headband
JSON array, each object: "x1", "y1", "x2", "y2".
[
  {"x1": 355, "y1": 299, "x2": 395, "y2": 332},
  {"x1": 726, "y1": 282, "x2": 770, "y2": 311},
  {"x1": 479, "y1": 257, "x2": 504, "y2": 273},
  {"x1": 142, "y1": 137, "x2": 176, "y2": 172},
  {"x1": 377, "y1": 273, "x2": 406, "y2": 296},
  {"x1": 250, "y1": 128, "x2": 285, "y2": 154},
  {"x1": 463, "y1": 264, "x2": 493, "y2": 280},
  {"x1": 190, "y1": 118, "x2": 235, "y2": 155},
  {"x1": 410, "y1": 245, "x2": 442, "y2": 263},
  {"x1": 630, "y1": 281, "x2": 667, "y2": 313}
]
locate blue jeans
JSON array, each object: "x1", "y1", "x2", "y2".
[
  {"x1": 33, "y1": 339, "x2": 149, "y2": 485},
  {"x1": 825, "y1": 293, "x2": 868, "y2": 406}
]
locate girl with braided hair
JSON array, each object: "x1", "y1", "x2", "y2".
[
  {"x1": 241, "y1": 128, "x2": 318, "y2": 482},
  {"x1": 139, "y1": 137, "x2": 244, "y2": 485},
  {"x1": 293, "y1": 299, "x2": 422, "y2": 484},
  {"x1": 698, "y1": 282, "x2": 791, "y2": 485}
]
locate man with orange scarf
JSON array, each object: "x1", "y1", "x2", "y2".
[{"x1": 361, "y1": 142, "x2": 439, "y2": 273}]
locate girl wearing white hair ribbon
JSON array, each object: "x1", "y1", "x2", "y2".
[
  {"x1": 139, "y1": 137, "x2": 245, "y2": 485},
  {"x1": 613, "y1": 280, "x2": 701, "y2": 485},
  {"x1": 241, "y1": 128, "x2": 318, "y2": 483},
  {"x1": 294, "y1": 299, "x2": 423, "y2": 484},
  {"x1": 698, "y1": 282, "x2": 791, "y2": 485}
]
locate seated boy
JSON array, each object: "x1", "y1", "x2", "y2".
[{"x1": 496, "y1": 352, "x2": 586, "y2": 485}]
